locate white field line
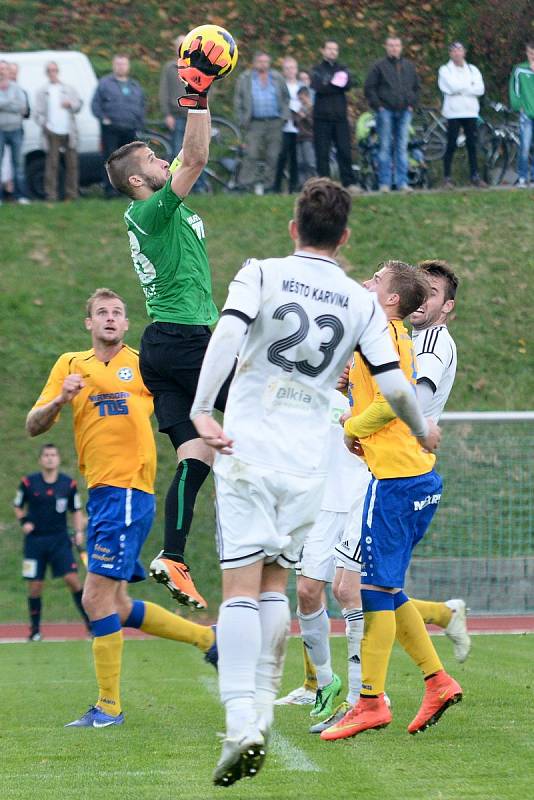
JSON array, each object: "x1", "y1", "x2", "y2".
[{"x1": 199, "y1": 675, "x2": 321, "y2": 773}]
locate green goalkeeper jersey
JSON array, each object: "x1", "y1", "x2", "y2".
[{"x1": 124, "y1": 179, "x2": 219, "y2": 325}]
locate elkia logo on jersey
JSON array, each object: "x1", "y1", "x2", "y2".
[
  {"x1": 89, "y1": 392, "x2": 130, "y2": 417},
  {"x1": 263, "y1": 376, "x2": 318, "y2": 413}
]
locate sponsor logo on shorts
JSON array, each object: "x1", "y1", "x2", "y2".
[{"x1": 413, "y1": 493, "x2": 441, "y2": 511}]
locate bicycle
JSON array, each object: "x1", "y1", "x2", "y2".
[
  {"x1": 137, "y1": 116, "x2": 243, "y2": 192},
  {"x1": 478, "y1": 101, "x2": 520, "y2": 186},
  {"x1": 355, "y1": 112, "x2": 430, "y2": 191},
  {"x1": 412, "y1": 107, "x2": 449, "y2": 162}
]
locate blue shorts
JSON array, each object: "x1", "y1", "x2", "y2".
[
  {"x1": 360, "y1": 469, "x2": 442, "y2": 589},
  {"x1": 86, "y1": 487, "x2": 156, "y2": 583},
  {"x1": 23, "y1": 534, "x2": 78, "y2": 580}
]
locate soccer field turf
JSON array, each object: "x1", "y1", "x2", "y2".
[{"x1": 1, "y1": 635, "x2": 532, "y2": 800}]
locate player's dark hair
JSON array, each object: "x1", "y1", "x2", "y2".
[
  {"x1": 380, "y1": 261, "x2": 430, "y2": 319},
  {"x1": 86, "y1": 288, "x2": 127, "y2": 318},
  {"x1": 295, "y1": 178, "x2": 351, "y2": 250},
  {"x1": 105, "y1": 140, "x2": 147, "y2": 198},
  {"x1": 418, "y1": 259, "x2": 459, "y2": 301},
  {"x1": 39, "y1": 443, "x2": 58, "y2": 456}
]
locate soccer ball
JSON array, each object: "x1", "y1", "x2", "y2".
[{"x1": 180, "y1": 24, "x2": 238, "y2": 81}]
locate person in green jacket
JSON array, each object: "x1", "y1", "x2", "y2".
[{"x1": 509, "y1": 42, "x2": 534, "y2": 186}]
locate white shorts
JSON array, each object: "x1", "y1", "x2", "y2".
[
  {"x1": 334, "y1": 472, "x2": 371, "y2": 572},
  {"x1": 214, "y1": 456, "x2": 324, "y2": 570},
  {"x1": 297, "y1": 509, "x2": 347, "y2": 584}
]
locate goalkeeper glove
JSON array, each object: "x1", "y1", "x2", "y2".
[{"x1": 177, "y1": 36, "x2": 229, "y2": 109}]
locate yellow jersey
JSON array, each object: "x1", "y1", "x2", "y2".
[
  {"x1": 33, "y1": 345, "x2": 156, "y2": 493},
  {"x1": 347, "y1": 319, "x2": 435, "y2": 479}
]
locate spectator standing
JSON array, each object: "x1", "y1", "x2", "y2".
[
  {"x1": 295, "y1": 85, "x2": 316, "y2": 185},
  {"x1": 311, "y1": 40, "x2": 358, "y2": 192},
  {"x1": 234, "y1": 52, "x2": 289, "y2": 193},
  {"x1": 364, "y1": 36, "x2": 420, "y2": 192},
  {"x1": 35, "y1": 62, "x2": 82, "y2": 202},
  {"x1": 298, "y1": 69, "x2": 315, "y2": 103},
  {"x1": 438, "y1": 43, "x2": 486, "y2": 188},
  {"x1": 0, "y1": 59, "x2": 30, "y2": 204},
  {"x1": 8, "y1": 63, "x2": 30, "y2": 118},
  {"x1": 91, "y1": 54, "x2": 145, "y2": 198},
  {"x1": 274, "y1": 56, "x2": 301, "y2": 193},
  {"x1": 509, "y1": 41, "x2": 534, "y2": 187}
]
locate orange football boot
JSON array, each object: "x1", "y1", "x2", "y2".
[
  {"x1": 149, "y1": 551, "x2": 207, "y2": 609},
  {"x1": 320, "y1": 694, "x2": 392, "y2": 741},
  {"x1": 408, "y1": 670, "x2": 462, "y2": 734}
]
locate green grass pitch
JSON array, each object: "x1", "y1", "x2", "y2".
[{"x1": 1, "y1": 634, "x2": 532, "y2": 800}]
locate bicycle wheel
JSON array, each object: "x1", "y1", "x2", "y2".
[
  {"x1": 484, "y1": 136, "x2": 509, "y2": 186},
  {"x1": 136, "y1": 129, "x2": 173, "y2": 160},
  {"x1": 422, "y1": 127, "x2": 447, "y2": 162},
  {"x1": 208, "y1": 116, "x2": 243, "y2": 191}
]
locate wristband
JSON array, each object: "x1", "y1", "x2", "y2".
[{"x1": 19, "y1": 516, "x2": 30, "y2": 527}]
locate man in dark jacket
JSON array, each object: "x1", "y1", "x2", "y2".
[
  {"x1": 311, "y1": 41, "x2": 357, "y2": 191},
  {"x1": 91, "y1": 54, "x2": 145, "y2": 197},
  {"x1": 364, "y1": 37, "x2": 420, "y2": 192}
]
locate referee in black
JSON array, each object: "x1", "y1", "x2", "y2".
[{"x1": 13, "y1": 443, "x2": 90, "y2": 640}]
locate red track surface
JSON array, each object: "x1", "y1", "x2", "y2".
[{"x1": 1, "y1": 616, "x2": 533, "y2": 642}]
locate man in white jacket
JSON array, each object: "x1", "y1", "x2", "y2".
[
  {"x1": 438, "y1": 42, "x2": 485, "y2": 188},
  {"x1": 35, "y1": 62, "x2": 82, "y2": 201}
]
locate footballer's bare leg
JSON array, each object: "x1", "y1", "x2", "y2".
[{"x1": 150, "y1": 436, "x2": 213, "y2": 609}]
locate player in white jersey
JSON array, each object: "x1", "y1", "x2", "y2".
[
  {"x1": 409, "y1": 259, "x2": 470, "y2": 660},
  {"x1": 277, "y1": 390, "x2": 369, "y2": 723},
  {"x1": 190, "y1": 178, "x2": 441, "y2": 786}
]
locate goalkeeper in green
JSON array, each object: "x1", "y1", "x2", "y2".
[{"x1": 105, "y1": 36, "x2": 231, "y2": 611}]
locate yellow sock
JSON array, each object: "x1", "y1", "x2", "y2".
[
  {"x1": 302, "y1": 641, "x2": 318, "y2": 691},
  {"x1": 410, "y1": 598, "x2": 453, "y2": 629},
  {"x1": 360, "y1": 589, "x2": 397, "y2": 696},
  {"x1": 93, "y1": 629, "x2": 123, "y2": 716},
  {"x1": 140, "y1": 601, "x2": 214, "y2": 652},
  {"x1": 395, "y1": 596, "x2": 443, "y2": 677}
]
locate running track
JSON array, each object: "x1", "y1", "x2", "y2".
[{"x1": 1, "y1": 616, "x2": 533, "y2": 643}]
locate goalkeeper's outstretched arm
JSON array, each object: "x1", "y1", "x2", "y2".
[{"x1": 170, "y1": 109, "x2": 210, "y2": 198}]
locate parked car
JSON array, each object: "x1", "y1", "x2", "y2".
[{"x1": 0, "y1": 49, "x2": 102, "y2": 198}]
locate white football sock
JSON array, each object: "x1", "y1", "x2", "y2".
[
  {"x1": 218, "y1": 596, "x2": 261, "y2": 738},
  {"x1": 255, "y1": 592, "x2": 291, "y2": 729},
  {"x1": 343, "y1": 607, "x2": 364, "y2": 705},
  {"x1": 297, "y1": 605, "x2": 332, "y2": 688}
]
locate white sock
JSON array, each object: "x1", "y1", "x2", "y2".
[
  {"x1": 297, "y1": 605, "x2": 332, "y2": 688},
  {"x1": 218, "y1": 596, "x2": 261, "y2": 738},
  {"x1": 255, "y1": 592, "x2": 291, "y2": 729},
  {"x1": 343, "y1": 607, "x2": 364, "y2": 705}
]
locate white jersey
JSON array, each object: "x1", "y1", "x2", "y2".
[
  {"x1": 321, "y1": 390, "x2": 369, "y2": 512},
  {"x1": 412, "y1": 324, "x2": 457, "y2": 421},
  {"x1": 220, "y1": 251, "x2": 398, "y2": 476}
]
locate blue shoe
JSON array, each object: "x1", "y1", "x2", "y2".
[
  {"x1": 65, "y1": 705, "x2": 125, "y2": 728},
  {"x1": 204, "y1": 625, "x2": 218, "y2": 670}
]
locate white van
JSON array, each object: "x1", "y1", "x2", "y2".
[{"x1": 0, "y1": 49, "x2": 102, "y2": 197}]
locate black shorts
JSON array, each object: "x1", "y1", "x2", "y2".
[
  {"x1": 140, "y1": 322, "x2": 234, "y2": 449},
  {"x1": 23, "y1": 534, "x2": 78, "y2": 581}
]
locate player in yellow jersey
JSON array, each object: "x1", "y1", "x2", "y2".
[
  {"x1": 322, "y1": 261, "x2": 462, "y2": 741},
  {"x1": 25, "y1": 288, "x2": 217, "y2": 728}
]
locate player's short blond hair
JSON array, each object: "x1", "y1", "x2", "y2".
[
  {"x1": 85, "y1": 288, "x2": 127, "y2": 318},
  {"x1": 379, "y1": 261, "x2": 430, "y2": 319}
]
